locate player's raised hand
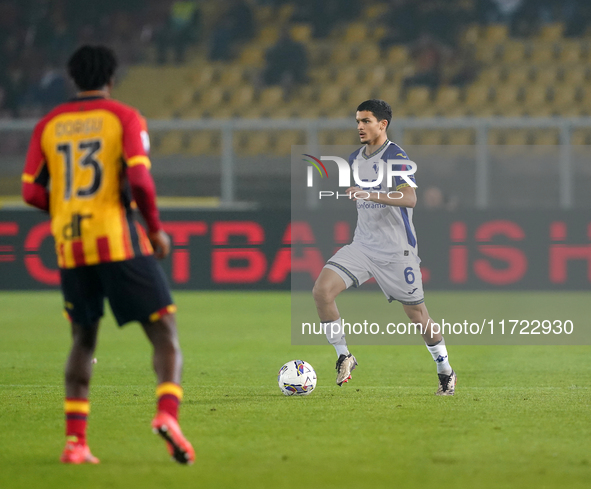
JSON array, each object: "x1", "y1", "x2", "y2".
[{"x1": 149, "y1": 229, "x2": 171, "y2": 259}]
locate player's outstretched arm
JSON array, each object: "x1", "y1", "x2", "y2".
[{"x1": 345, "y1": 185, "x2": 417, "y2": 208}]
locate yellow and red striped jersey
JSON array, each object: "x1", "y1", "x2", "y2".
[{"x1": 22, "y1": 95, "x2": 154, "y2": 268}]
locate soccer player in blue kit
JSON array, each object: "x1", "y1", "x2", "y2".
[{"x1": 312, "y1": 99, "x2": 457, "y2": 395}]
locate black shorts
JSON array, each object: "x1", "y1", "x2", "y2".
[{"x1": 60, "y1": 255, "x2": 175, "y2": 327}]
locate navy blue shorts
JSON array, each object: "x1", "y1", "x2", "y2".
[{"x1": 60, "y1": 255, "x2": 175, "y2": 327}]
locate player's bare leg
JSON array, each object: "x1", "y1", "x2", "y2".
[
  {"x1": 142, "y1": 313, "x2": 194, "y2": 464},
  {"x1": 313, "y1": 268, "x2": 357, "y2": 385},
  {"x1": 61, "y1": 321, "x2": 100, "y2": 464},
  {"x1": 403, "y1": 302, "x2": 456, "y2": 395}
]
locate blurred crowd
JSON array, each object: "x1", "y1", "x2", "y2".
[{"x1": 1, "y1": 0, "x2": 590, "y2": 117}]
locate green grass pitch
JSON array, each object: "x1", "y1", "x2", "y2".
[{"x1": 0, "y1": 291, "x2": 590, "y2": 489}]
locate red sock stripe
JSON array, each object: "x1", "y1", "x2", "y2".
[{"x1": 158, "y1": 394, "x2": 180, "y2": 420}]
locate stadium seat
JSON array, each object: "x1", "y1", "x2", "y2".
[
  {"x1": 218, "y1": 66, "x2": 246, "y2": 87},
  {"x1": 551, "y1": 84, "x2": 579, "y2": 111},
  {"x1": 234, "y1": 131, "x2": 273, "y2": 156},
  {"x1": 533, "y1": 66, "x2": 558, "y2": 85},
  {"x1": 344, "y1": 23, "x2": 367, "y2": 43},
  {"x1": 290, "y1": 24, "x2": 312, "y2": 43},
  {"x1": 434, "y1": 86, "x2": 461, "y2": 112},
  {"x1": 447, "y1": 129, "x2": 475, "y2": 145},
  {"x1": 405, "y1": 87, "x2": 431, "y2": 110},
  {"x1": 539, "y1": 23, "x2": 564, "y2": 41},
  {"x1": 529, "y1": 42, "x2": 557, "y2": 65},
  {"x1": 196, "y1": 86, "x2": 226, "y2": 111},
  {"x1": 477, "y1": 66, "x2": 503, "y2": 84},
  {"x1": 186, "y1": 131, "x2": 220, "y2": 155},
  {"x1": 155, "y1": 132, "x2": 184, "y2": 155},
  {"x1": 465, "y1": 84, "x2": 492, "y2": 111},
  {"x1": 356, "y1": 44, "x2": 381, "y2": 66},
  {"x1": 274, "y1": 130, "x2": 305, "y2": 155},
  {"x1": 345, "y1": 87, "x2": 376, "y2": 106},
  {"x1": 493, "y1": 85, "x2": 522, "y2": 110},
  {"x1": 559, "y1": 41, "x2": 582, "y2": 63},
  {"x1": 484, "y1": 24, "x2": 508, "y2": 43},
  {"x1": 317, "y1": 86, "x2": 345, "y2": 109},
  {"x1": 386, "y1": 46, "x2": 409, "y2": 66},
  {"x1": 504, "y1": 66, "x2": 531, "y2": 85},
  {"x1": 533, "y1": 129, "x2": 559, "y2": 145},
  {"x1": 229, "y1": 86, "x2": 255, "y2": 110},
  {"x1": 571, "y1": 130, "x2": 591, "y2": 145},
  {"x1": 259, "y1": 87, "x2": 285, "y2": 108},
  {"x1": 475, "y1": 43, "x2": 500, "y2": 63},
  {"x1": 330, "y1": 45, "x2": 355, "y2": 65},
  {"x1": 501, "y1": 41, "x2": 526, "y2": 64},
  {"x1": 363, "y1": 65, "x2": 388, "y2": 87},
  {"x1": 239, "y1": 46, "x2": 265, "y2": 67},
  {"x1": 561, "y1": 65, "x2": 588, "y2": 86},
  {"x1": 257, "y1": 25, "x2": 279, "y2": 46},
  {"x1": 187, "y1": 66, "x2": 216, "y2": 88},
  {"x1": 335, "y1": 67, "x2": 360, "y2": 86},
  {"x1": 522, "y1": 85, "x2": 549, "y2": 110}
]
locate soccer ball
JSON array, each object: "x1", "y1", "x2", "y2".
[{"x1": 277, "y1": 360, "x2": 317, "y2": 396}]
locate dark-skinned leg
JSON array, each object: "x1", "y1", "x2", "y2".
[
  {"x1": 144, "y1": 313, "x2": 194, "y2": 464},
  {"x1": 65, "y1": 321, "x2": 99, "y2": 399},
  {"x1": 141, "y1": 313, "x2": 183, "y2": 385}
]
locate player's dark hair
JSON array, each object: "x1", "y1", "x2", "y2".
[
  {"x1": 356, "y1": 99, "x2": 392, "y2": 128},
  {"x1": 67, "y1": 45, "x2": 118, "y2": 91}
]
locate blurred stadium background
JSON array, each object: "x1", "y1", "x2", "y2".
[{"x1": 1, "y1": 0, "x2": 591, "y2": 210}]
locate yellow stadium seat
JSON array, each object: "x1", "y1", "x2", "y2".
[
  {"x1": 234, "y1": 131, "x2": 273, "y2": 156},
  {"x1": 345, "y1": 87, "x2": 375, "y2": 106},
  {"x1": 448, "y1": 129, "x2": 474, "y2": 145},
  {"x1": 170, "y1": 87, "x2": 196, "y2": 111},
  {"x1": 504, "y1": 130, "x2": 529, "y2": 145},
  {"x1": 405, "y1": 87, "x2": 431, "y2": 108},
  {"x1": 363, "y1": 65, "x2": 388, "y2": 86},
  {"x1": 493, "y1": 85, "x2": 521, "y2": 109},
  {"x1": 335, "y1": 67, "x2": 360, "y2": 86},
  {"x1": 290, "y1": 24, "x2": 312, "y2": 43},
  {"x1": 529, "y1": 42, "x2": 557, "y2": 65},
  {"x1": 461, "y1": 24, "x2": 480, "y2": 46},
  {"x1": 274, "y1": 130, "x2": 305, "y2": 155},
  {"x1": 344, "y1": 23, "x2": 367, "y2": 43},
  {"x1": 330, "y1": 45, "x2": 355, "y2": 65},
  {"x1": 552, "y1": 84, "x2": 579, "y2": 109},
  {"x1": 501, "y1": 41, "x2": 526, "y2": 63},
  {"x1": 561, "y1": 66, "x2": 588, "y2": 85},
  {"x1": 465, "y1": 84, "x2": 492, "y2": 109},
  {"x1": 309, "y1": 67, "x2": 334, "y2": 83},
  {"x1": 533, "y1": 129, "x2": 559, "y2": 145},
  {"x1": 434, "y1": 86, "x2": 460, "y2": 111},
  {"x1": 187, "y1": 66, "x2": 216, "y2": 88},
  {"x1": 375, "y1": 85, "x2": 401, "y2": 105},
  {"x1": 257, "y1": 25, "x2": 279, "y2": 46},
  {"x1": 539, "y1": 23, "x2": 564, "y2": 41},
  {"x1": 559, "y1": 41, "x2": 582, "y2": 64},
  {"x1": 365, "y1": 4, "x2": 388, "y2": 21},
  {"x1": 475, "y1": 43, "x2": 500, "y2": 63},
  {"x1": 477, "y1": 66, "x2": 503, "y2": 84},
  {"x1": 533, "y1": 66, "x2": 558, "y2": 85},
  {"x1": 386, "y1": 46, "x2": 408, "y2": 66},
  {"x1": 259, "y1": 87, "x2": 284, "y2": 107},
  {"x1": 186, "y1": 131, "x2": 220, "y2": 155},
  {"x1": 420, "y1": 130, "x2": 444, "y2": 145},
  {"x1": 571, "y1": 130, "x2": 591, "y2": 145},
  {"x1": 356, "y1": 44, "x2": 381, "y2": 66},
  {"x1": 484, "y1": 24, "x2": 508, "y2": 42},
  {"x1": 196, "y1": 86, "x2": 226, "y2": 110},
  {"x1": 229, "y1": 86, "x2": 255, "y2": 109},
  {"x1": 239, "y1": 46, "x2": 265, "y2": 67},
  {"x1": 155, "y1": 132, "x2": 184, "y2": 155},
  {"x1": 317, "y1": 86, "x2": 345, "y2": 109},
  {"x1": 333, "y1": 132, "x2": 358, "y2": 145},
  {"x1": 278, "y1": 4, "x2": 295, "y2": 23},
  {"x1": 504, "y1": 66, "x2": 531, "y2": 85},
  {"x1": 522, "y1": 85, "x2": 549, "y2": 109},
  {"x1": 218, "y1": 66, "x2": 245, "y2": 87}
]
